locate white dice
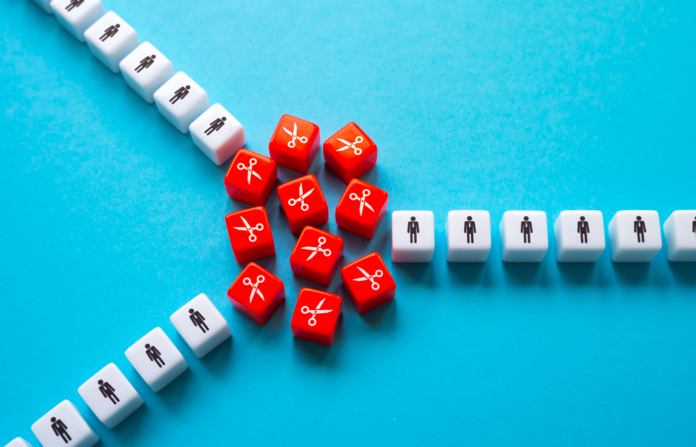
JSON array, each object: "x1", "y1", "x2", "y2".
[
  {"x1": 446, "y1": 210, "x2": 491, "y2": 262},
  {"x1": 663, "y1": 210, "x2": 696, "y2": 262},
  {"x1": 50, "y1": 0, "x2": 105, "y2": 43},
  {"x1": 189, "y1": 104, "x2": 246, "y2": 165},
  {"x1": 77, "y1": 363, "x2": 143, "y2": 428},
  {"x1": 391, "y1": 211, "x2": 435, "y2": 262},
  {"x1": 119, "y1": 42, "x2": 174, "y2": 103},
  {"x1": 5, "y1": 438, "x2": 32, "y2": 447},
  {"x1": 553, "y1": 210, "x2": 605, "y2": 262},
  {"x1": 170, "y1": 294, "x2": 231, "y2": 358},
  {"x1": 125, "y1": 327, "x2": 188, "y2": 392},
  {"x1": 31, "y1": 400, "x2": 99, "y2": 447},
  {"x1": 500, "y1": 211, "x2": 548, "y2": 262},
  {"x1": 154, "y1": 72, "x2": 210, "y2": 133},
  {"x1": 83, "y1": 12, "x2": 139, "y2": 73},
  {"x1": 32, "y1": 0, "x2": 53, "y2": 14},
  {"x1": 608, "y1": 210, "x2": 662, "y2": 262}
]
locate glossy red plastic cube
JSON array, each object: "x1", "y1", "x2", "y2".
[
  {"x1": 291, "y1": 288, "x2": 342, "y2": 346},
  {"x1": 323, "y1": 122, "x2": 378, "y2": 183},
  {"x1": 341, "y1": 252, "x2": 395, "y2": 314},
  {"x1": 290, "y1": 227, "x2": 344, "y2": 286},
  {"x1": 335, "y1": 179, "x2": 388, "y2": 239},
  {"x1": 268, "y1": 115, "x2": 320, "y2": 173},
  {"x1": 225, "y1": 206, "x2": 275, "y2": 264},
  {"x1": 224, "y1": 149, "x2": 278, "y2": 206},
  {"x1": 227, "y1": 262, "x2": 285, "y2": 325},
  {"x1": 277, "y1": 175, "x2": 329, "y2": 233}
]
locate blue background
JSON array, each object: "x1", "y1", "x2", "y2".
[{"x1": 1, "y1": 0, "x2": 695, "y2": 445}]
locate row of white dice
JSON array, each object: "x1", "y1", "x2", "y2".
[{"x1": 391, "y1": 210, "x2": 696, "y2": 263}]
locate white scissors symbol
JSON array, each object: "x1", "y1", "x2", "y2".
[
  {"x1": 233, "y1": 216, "x2": 264, "y2": 242},
  {"x1": 301, "y1": 298, "x2": 333, "y2": 326},
  {"x1": 282, "y1": 123, "x2": 308, "y2": 148},
  {"x1": 353, "y1": 266, "x2": 383, "y2": 291},
  {"x1": 301, "y1": 236, "x2": 332, "y2": 261},
  {"x1": 237, "y1": 158, "x2": 262, "y2": 184},
  {"x1": 288, "y1": 183, "x2": 314, "y2": 212},
  {"x1": 243, "y1": 275, "x2": 265, "y2": 303},
  {"x1": 336, "y1": 136, "x2": 363, "y2": 156},
  {"x1": 349, "y1": 189, "x2": 374, "y2": 216}
]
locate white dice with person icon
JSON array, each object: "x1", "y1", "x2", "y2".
[
  {"x1": 500, "y1": 211, "x2": 549, "y2": 262},
  {"x1": 554, "y1": 211, "x2": 606, "y2": 262},
  {"x1": 189, "y1": 104, "x2": 246, "y2": 166},
  {"x1": 446, "y1": 210, "x2": 491, "y2": 262},
  {"x1": 83, "y1": 11, "x2": 140, "y2": 73},
  {"x1": 663, "y1": 210, "x2": 696, "y2": 262},
  {"x1": 391, "y1": 211, "x2": 435, "y2": 262},
  {"x1": 50, "y1": 0, "x2": 106, "y2": 43},
  {"x1": 119, "y1": 42, "x2": 175, "y2": 103},
  {"x1": 125, "y1": 327, "x2": 188, "y2": 392},
  {"x1": 608, "y1": 211, "x2": 662, "y2": 262},
  {"x1": 170, "y1": 294, "x2": 231, "y2": 358},
  {"x1": 153, "y1": 72, "x2": 210, "y2": 133},
  {"x1": 5, "y1": 438, "x2": 33, "y2": 447},
  {"x1": 31, "y1": 400, "x2": 99, "y2": 447},
  {"x1": 77, "y1": 363, "x2": 143, "y2": 429}
]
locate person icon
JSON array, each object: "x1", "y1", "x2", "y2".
[
  {"x1": 135, "y1": 55, "x2": 156, "y2": 73},
  {"x1": 189, "y1": 308, "x2": 209, "y2": 333},
  {"x1": 577, "y1": 216, "x2": 590, "y2": 243},
  {"x1": 407, "y1": 216, "x2": 419, "y2": 244},
  {"x1": 521, "y1": 216, "x2": 533, "y2": 243},
  {"x1": 99, "y1": 24, "x2": 120, "y2": 42},
  {"x1": 145, "y1": 343, "x2": 165, "y2": 368},
  {"x1": 204, "y1": 117, "x2": 227, "y2": 136},
  {"x1": 169, "y1": 85, "x2": 191, "y2": 104},
  {"x1": 98, "y1": 379, "x2": 119, "y2": 405},
  {"x1": 693, "y1": 216, "x2": 696, "y2": 236},
  {"x1": 634, "y1": 216, "x2": 646, "y2": 243},
  {"x1": 464, "y1": 216, "x2": 476, "y2": 243},
  {"x1": 65, "y1": 0, "x2": 84, "y2": 12},
  {"x1": 50, "y1": 417, "x2": 71, "y2": 444}
]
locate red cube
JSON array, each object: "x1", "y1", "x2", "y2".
[
  {"x1": 341, "y1": 252, "x2": 395, "y2": 314},
  {"x1": 277, "y1": 175, "x2": 329, "y2": 234},
  {"x1": 224, "y1": 149, "x2": 278, "y2": 206},
  {"x1": 225, "y1": 206, "x2": 275, "y2": 264},
  {"x1": 290, "y1": 227, "x2": 344, "y2": 286},
  {"x1": 323, "y1": 122, "x2": 378, "y2": 183},
  {"x1": 227, "y1": 262, "x2": 285, "y2": 325},
  {"x1": 268, "y1": 115, "x2": 320, "y2": 174},
  {"x1": 335, "y1": 179, "x2": 388, "y2": 239},
  {"x1": 291, "y1": 288, "x2": 342, "y2": 346}
]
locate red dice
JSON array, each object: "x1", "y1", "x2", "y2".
[
  {"x1": 291, "y1": 288, "x2": 342, "y2": 346},
  {"x1": 277, "y1": 175, "x2": 329, "y2": 233},
  {"x1": 290, "y1": 227, "x2": 344, "y2": 286},
  {"x1": 224, "y1": 149, "x2": 278, "y2": 206},
  {"x1": 227, "y1": 262, "x2": 285, "y2": 325},
  {"x1": 341, "y1": 252, "x2": 395, "y2": 314},
  {"x1": 335, "y1": 179, "x2": 388, "y2": 239},
  {"x1": 323, "y1": 122, "x2": 378, "y2": 183},
  {"x1": 225, "y1": 206, "x2": 275, "y2": 264},
  {"x1": 268, "y1": 115, "x2": 320, "y2": 174}
]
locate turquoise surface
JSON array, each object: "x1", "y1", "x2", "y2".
[{"x1": 2, "y1": 0, "x2": 696, "y2": 445}]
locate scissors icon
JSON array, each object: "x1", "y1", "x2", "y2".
[
  {"x1": 301, "y1": 298, "x2": 333, "y2": 326},
  {"x1": 353, "y1": 266, "x2": 383, "y2": 291},
  {"x1": 237, "y1": 158, "x2": 262, "y2": 184},
  {"x1": 349, "y1": 189, "x2": 374, "y2": 216},
  {"x1": 301, "y1": 236, "x2": 332, "y2": 261},
  {"x1": 233, "y1": 216, "x2": 264, "y2": 242},
  {"x1": 282, "y1": 122, "x2": 308, "y2": 148},
  {"x1": 336, "y1": 136, "x2": 364, "y2": 156},
  {"x1": 242, "y1": 275, "x2": 265, "y2": 303},
  {"x1": 288, "y1": 183, "x2": 314, "y2": 212}
]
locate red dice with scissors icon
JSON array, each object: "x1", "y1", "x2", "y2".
[
  {"x1": 335, "y1": 179, "x2": 389, "y2": 239},
  {"x1": 341, "y1": 252, "x2": 396, "y2": 314},
  {"x1": 268, "y1": 115, "x2": 321, "y2": 174},
  {"x1": 225, "y1": 206, "x2": 276, "y2": 264},
  {"x1": 291, "y1": 288, "x2": 342, "y2": 345},
  {"x1": 224, "y1": 149, "x2": 278, "y2": 206},
  {"x1": 290, "y1": 227, "x2": 344, "y2": 286},
  {"x1": 277, "y1": 174, "x2": 329, "y2": 234},
  {"x1": 228, "y1": 262, "x2": 285, "y2": 325},
  {"x1": 323, "y1": 122, "x2": 378, "y2": 183}
]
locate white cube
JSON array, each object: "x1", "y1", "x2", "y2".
[
  {"x1": 50, "y1": 0, "x2": 105, "y2": 43},
  {"x1": 153, "y1": 72, "x2": 210, "y2": 133},
  {"x1": 189, "y1": 104, "x2": 246, "y2": 165},
  {"x1": 83, "y1": 12, "x2": 139, "y2": 74},
  {"x1": 500, "y1": 211, "x2": 548, "y2": 262},
  {"x1": 391, "y1": 211, "x2": 435, "y2": 262},
  {"x1": 5, "y1": 438, "x2": 32, "y2": 447},
  {"x1": 663, "y1": 210, "x2": 696, "y2": 262},
  {"x1": 553, "y1": 210, "x2": 605, "y2": 262},
  {"x1": 125, "y1": 327, "x2": 188, "y2": 392},
  {"x1": 119, "y1": 42, "x2": 174, "y2": 103},
  {"x1": 31, "y1": 401, "x2": 99, "y2": 447},
  {"x1": 608, "y1": 210, "x2": 662, "y2": 262},
  {"x1": 170, "y1": 293, "x2": 231, "y2": 358},
  {"x1": 77, "y1": 363, "x2": 143, "y2": 428},
  {"x1": 446, "y1": 210, "x2": 491, "y2": 262},
  {"x1": 31, "y1": 0, "x2": 53, "y2": 14}
]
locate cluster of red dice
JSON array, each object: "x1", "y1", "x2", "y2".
[{"x1": 223, "y1": 115, "x2": 396, "y2": 345}]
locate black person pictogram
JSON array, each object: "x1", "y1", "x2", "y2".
[
  {"x1": 189, "y1": 308, "x2": 209, "y2": 334},
  {"x1": 98, "y1": 380, "x2": 119, "y2": 405},
  {"x1": 205, "y1": 117, "x2": 227, "y2": 136},
  {"x1": 135, "y1": 55, "x2": 156, "y2": 73},
  {"x1": 65, "y1": 0, "x2": 84, "y2": 12},
  {"x1": 407, "y1": 216, "x2": 419, "y2": 243},
  {"x1": 521, "y1": 216, "x2": 533, "y2": 243},
  {"x1": 693, "y1": 216, "x2": 696, "y2": 236},
  {"x1": 577, "y1": 216, "x2": 590, "y2": 243},
  {"x1": 145, "y1": 344, "x2": 165, "y2": 368},
  {"x1": 169, "y1": 85, "x2": 190, "y2": 104},
  {"x1": 634, "y1": 216, "x2": 647, "y2": 243},
  {"x1": 99, "y1": 24, "x2": 120, "y2": 42},
  {"x1": 51, "y1": 417, "x2": 71, "y2": 444},
  {"x1": 464, "y1": 216, "x2": 476, "y2": 243}
]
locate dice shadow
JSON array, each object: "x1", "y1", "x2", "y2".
[
  {"x1": 359, "y1": 299, "x2": 397, "y2": 328},
  {"x1": 156, "y1": 368, "x2": 194, "y2": 408},
  {"x1": 229, "y1": 298, "x2": 287, "y2": 337},
  {"x1": 391, "y1": 262, "x2": 434, "y2": 286},
  {"x1": 668, "y1": 262, "x2": 696, "y2": 286},
  {"x1": 110, "y1": 403, "x2": 149, "y2": 443},
  {"x1": 501, "y1": 261, "x2": 542, "y2": 286},
  {"x1": 198, "y1": 336, "x2": 233, "y2": 378},
  {"x1": 292, "y1": 314, "x2": 344, "y2": 366},
  {"x1": 446, "y1": 261, "x2": 487, "y2": 286},
  {"x1": 556, "y1": 261, "x2": 596, "y2": 286},
  {"x1": 612, "y1": 262, "x2": 651, "y2": 286}
]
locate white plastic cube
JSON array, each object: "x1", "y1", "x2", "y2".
[
  {"x1": 83, "y1": 12, "x2": 139, "y2": 73},
  {"x1": 31, "y1": 401, "x2": 99, "y2": 447},
  {"x1": 119, "y1": 42, "x2": 174, "y2": 103},
  {"x1": 153, "y1": 72, "x2": 210, "y2": 133},
  {"x1": 391, "y1": 211, "x2": 435, "y2": 262},
  {"x1": 50, "y1": 0, "x2": 105, "y2": 43},
  {"x1": 446, "y1": 210, "x2": 491, "y2": 262},
  {"x1": 663, "y1": 210, "x2": 696, "y2": 262},
  {"x1": 554, "y1": 210, "x2": 605, "y2": 262},
  {"x1": 170, "y1": 293, "x2": 231, "y2": 358},
  {"x1": 608, "y1": 210, "x2": 661, "y2": 262},
  {"x1": 500, "y1": 211, "x2": 548, "y2": 262},
  {"x1": 5, "y1": 438, "x2": 32, "y2": 447},
  {"x1": 32, "y1": 0, "x2": 53, "y2": 14},
  {"x1": 125, "y1": 327, "x2": 188, "y2": 392},
  {"x1": 189, "y1": 104, "x2": 246, "y2": 165},
  {"x1": 77, "y1": 363, "x2": 143, "y2": 428}
]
